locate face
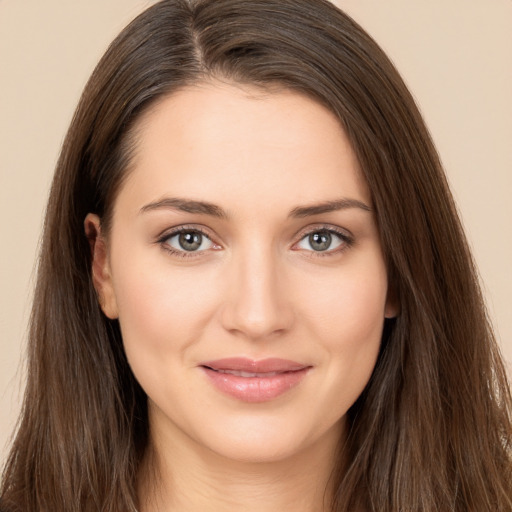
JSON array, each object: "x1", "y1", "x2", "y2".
[{"x1": 87, "y1": 83, "x2": 396, "y2": 464}]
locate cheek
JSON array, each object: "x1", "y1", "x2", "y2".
[
  {"x1": 109, "y1": 251, "x2": 220, "y2": 370},
  {"x1": 298, "y1": 260, "x2": 388, "y2": 347},
  {"x1": 295, "y1": 260, "x2": 387, "y2": 405}
]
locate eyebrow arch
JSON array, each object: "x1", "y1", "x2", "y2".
[
  {"x1": 139, "y1": 196, "x2": 371, "y2": 219},
  {"x1": 140, "y1": 197, "x2": 228, "y2": 219},
  {"x1": 288, "y1": 198, "x2": 372, "y2": 218}
]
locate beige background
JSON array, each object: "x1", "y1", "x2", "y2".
[{"x1": 1, "y1": 0, "x2": 511, "y2": 464}]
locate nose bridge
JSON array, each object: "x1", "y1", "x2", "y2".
[{"x1": 221, "y1": 237, "x2": 293, "y2": 339}]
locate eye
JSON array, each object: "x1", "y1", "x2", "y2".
[
  {"x1": 164, "y1": 229, "x2": 215, "y2": 253},
  {"x1": 295, "y1": 229, "x2": 349, "y2": 253}
]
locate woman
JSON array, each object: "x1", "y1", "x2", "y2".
[{"x1": 1, "y1": 0, "x2": 511, "y2": 510}]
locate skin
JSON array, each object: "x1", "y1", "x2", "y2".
[{"x1": 86, "y1": 82, "x2": 396, "y2": 511}]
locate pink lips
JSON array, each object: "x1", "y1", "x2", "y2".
[{"x1": 200, "y1": 357, "x2": 311, "y2": 402}]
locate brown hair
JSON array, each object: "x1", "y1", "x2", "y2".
[{"x1": 2, "y1": 0, "x2": 511, "y2": 510}]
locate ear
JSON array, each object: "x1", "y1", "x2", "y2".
[
  {"x1": 84, "y1": 213, "x2": 119, "y2": 319},
  {"x1": 384, "y1": 282, "x2": 400, "y2": 319}
]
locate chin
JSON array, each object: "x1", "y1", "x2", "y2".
[{"x1": 190, "y1": 411, "x2": 345, "y2": 465}]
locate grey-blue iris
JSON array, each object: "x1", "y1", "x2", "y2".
[
  {"x1": 179, "y1": 232, "x2": 202, "y2": 251},
  {"x1": 309, "y1": 232, "x2": 331, "y2": 251}
]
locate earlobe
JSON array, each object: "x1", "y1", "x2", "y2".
[
  {"x1": 384, "y1": 301, "x2": 399, "y2": 319},
  {"x1": 84, "y1": 213, "x2": 119, "y2": 319},
  {"x1": 384, "y1": 284, "x2": 400, "y2": 319}
]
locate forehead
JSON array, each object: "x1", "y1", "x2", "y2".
[{"x1": 116, "y1": 82, "x2": 370, "y2": 216}]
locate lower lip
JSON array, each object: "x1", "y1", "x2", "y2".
[{"x1": 201, "y1": 367, "x2": 310, "y2": 402}]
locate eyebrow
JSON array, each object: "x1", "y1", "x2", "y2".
[
  {"x1": 140, "y1": 198, "x2": 227, "y2": 218},
  {"x1": 139, "y1": 196, "x2": 372, "y2": 219},
  {"x1": 288, "y1": 198, "x2": 372, "y2": 218}
]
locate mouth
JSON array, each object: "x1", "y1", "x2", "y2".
[
  {"x1": 208, "y1": 369, "x2": 288, "y2": 377},
  {"x1": 199, "y1": 358, "x2": 312, "y2": 402}
]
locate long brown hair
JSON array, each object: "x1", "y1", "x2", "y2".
[{"x1": 2, "y1": 0, "x2": 511, "y2": 510}]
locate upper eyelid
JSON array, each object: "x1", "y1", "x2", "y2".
[
  {"x1": 293, "y1": 223, "x2": 353, "y2": 241},
  {"x1": 157, "y1": 224, "x2": 215, "y2": 241}
]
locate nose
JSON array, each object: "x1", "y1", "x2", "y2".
[{"x1": 220, "y1": 245, "x2": 294, "y2": 341}]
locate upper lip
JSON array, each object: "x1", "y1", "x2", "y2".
[{"x1": 200, "y1": 357, "x2": 309, "y2": 373}]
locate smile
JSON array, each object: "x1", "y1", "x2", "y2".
[
  {"x1": 214, "y1": 369, "x2": 283, "y2": 377},
  {"x1": 200, "y1": 358, "x2": 312, "y2": 403}
]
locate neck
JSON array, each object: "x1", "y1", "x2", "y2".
[{"x1": 138, "y1": 415, "x2": 344, "y2": 512}]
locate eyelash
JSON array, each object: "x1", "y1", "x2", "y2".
[
  {"x1": 156, "y1": 224, "x2": 354, "y2": 259},
  {"x1": 293, "y1": 225, "x2": 354, "y2": 257},
  {"x1": 157, "y1": 225, "x2": 216, "y2": 259}
]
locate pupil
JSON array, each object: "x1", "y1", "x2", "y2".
[
  {"x1": 309, "y1": 231, "x2": 331, "y2": 251},
  {"x1": 179, "y1": 232, "x2": 202, "y2": 251}
]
